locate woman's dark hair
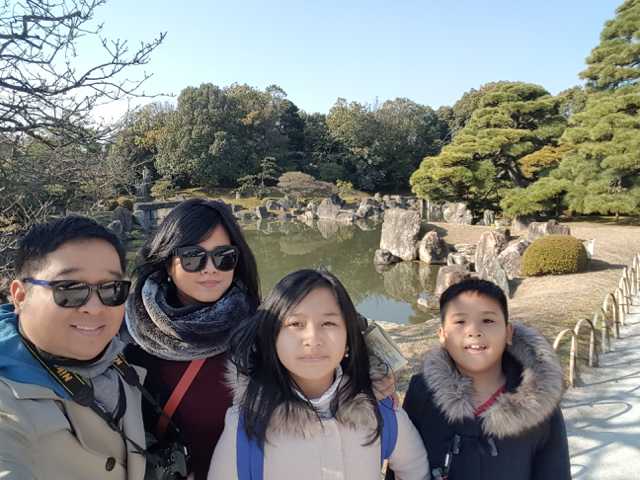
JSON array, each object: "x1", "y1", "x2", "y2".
[
  {"x1": 230, "y1": 268, "x2": 381, "y2": 445},
  {"x1": 133, "y1": 198, "x2": 260, "y2": 307}
]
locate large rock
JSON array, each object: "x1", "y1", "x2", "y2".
[
  {"x1": 582, "y1": 239, "x2": 595, "y2": 259},
  {"x1": 235, "y1": 210, "x2": 256, "y2": 222},
  {"x1": 511, "y1": 216, "x2": 534, "y2": 234},
  {"x1": 478, "y1": 256, "x2": 510, "y2": 297},
  {"x1": 107, "y1": 220, "x2": 124, "y2": 240},
  {"x1": 497, "y1": 239, "x2": 530, "y2": 279},
  {"x1": 418, "y1": 231, "x2": 448, "y2": 264},
  {"x1": 356, "y1": 203, "x2": 378, "y2": 219},
  {"x1": 280, "y1": 195, "x2": 293, "y2": 210},
  {"x1": 306, "y1": 200, "x2": 319, "y2": 214},
  {"x1": 329, "y1": 194, "x2": 345, "y2": 207},
  {"x1": 112, "y1": 206, "x2": 133, "y2": 233},
  {"x1": 447, "y1": 252, "x2": 470, "y2": 268},
  {"x1": 475, "y1": 230, "x2": 508, "y2": 274},
  {"x1": 453, "y1": 243, "x2": 477, "y2": 267},
  {"x1": 298, "y1": 211, "x2": 315, "y2": 226},
  {"x1": 335, "y1": 210, "x2": 356, "y2": 224},
  {"x1": 424, "y1": 200, "x2": 444, "y2": 222},
  {"x1": 481, "y1": 209, "x2": 496, "y2": 226},
  {"x1": 527, "y1": 219, "x2": 571, "y2": 242},
  {"x1": 442, "y1": 202, "x2": 473, "y2": 224},
  {"x1": 379, "y1": 208, "x2": 421, "y2": 261},
  {"x1": 356, "y1": 197, "x2": 382, "y2": 219},
  {"x1": 264, "y1": 199, "x2": 281, "y2": 211},
  {"x1": 374, "y1": 249, "x2": 401, "y2": 266},
  {"x1": 255, "y1": 206, "x2": 269, "y2": 219},
  {"x1": 316, "y1": 196, "x2": 342, "y2": 220},
  {"x1": 434, "y1": 265, "x2": 471, "y2": 297}
]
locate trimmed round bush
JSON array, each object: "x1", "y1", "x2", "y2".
[
  {"x1": 116, "y1": 196, "x2": 134, "y2": 211},
  {"x1": 105, "y1": 199, "x2": 118, "y2": 211},
  {"x1": 522, "y1": 235, "x2": 589, "y2": 276}
]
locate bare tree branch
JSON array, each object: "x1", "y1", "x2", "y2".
[{"x1": 0, "y1": 0, "x2": 165, "y2": 145}]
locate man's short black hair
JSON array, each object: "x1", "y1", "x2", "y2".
[
  {"x1": 14, "y1": 216, "x2": 127, "y2": 278},
  {"x1": 439, "y1": 278, "x2": 509, "y2": 323}
]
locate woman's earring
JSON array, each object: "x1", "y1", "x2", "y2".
[{"x1": 344, "y1": 348, "x2": 350, "y2": 358}]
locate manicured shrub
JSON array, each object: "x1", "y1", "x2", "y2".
[
  {"x1": 150, "y1": 179, "x2": 175, "y2": 200},
  {"x1": 116, "y1": 196, "x2": 134, "y2": 211},
  {"x1": 522, "y1": 235, "x2": 589, "y2": 276},
  {"x1": 105, "y1": 199, "x2": 118, "y2": 211}
]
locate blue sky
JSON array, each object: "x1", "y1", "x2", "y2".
[{"x1": 86, "y1": 0, "x2": 621, "y2": 118}]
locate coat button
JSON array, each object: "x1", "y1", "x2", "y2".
[{"x1": 105, "y1": 457, "x2": 116, "y2": 471}]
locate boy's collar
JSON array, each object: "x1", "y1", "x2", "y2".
[{"x1": 422, "y1": 323, "x2": 564, "y2": 438}]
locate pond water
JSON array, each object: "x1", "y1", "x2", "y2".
[{"x1": 242, "y1": 219, "x2": 439, "y2": 325}]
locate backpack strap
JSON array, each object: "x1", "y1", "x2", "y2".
[
  {"x1": 237, "y1": 414, "x2": 264, "y2": 480},
  {"x1": 378, "y1": 396, "x2": 398, "y2": 465},
  {"x1": 236, "y1": 398, "x2": 397, "y2": 478}
]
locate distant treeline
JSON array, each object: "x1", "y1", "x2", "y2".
[{"x1": 4, "y1": 0, "x2": 639, "y2": 222}]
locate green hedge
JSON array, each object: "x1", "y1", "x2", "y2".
[{"x1": 522, "y1": 235, "x2": 589, "y2": 276}]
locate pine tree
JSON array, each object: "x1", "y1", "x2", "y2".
[
  {"x1": 554, "y1": 0, "x2": 640, "y2": 216},
  {"x1": 581, "y1": 0, "x2": 640, "y2": 90},
  {"x1": 410, "y1": 82, "x2": 566, "y2": 214}
]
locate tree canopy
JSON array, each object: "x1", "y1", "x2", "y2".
[{"x1": 410, "y1": 82, "x2": 566, "y2": 215}]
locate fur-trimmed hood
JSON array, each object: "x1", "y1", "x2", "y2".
[
  {"x1": 224, "y1": 362, "x2": 380, "y2": 439},
  {"x1": 422, "y1": 323, "x2": 564, "y2": 439}
]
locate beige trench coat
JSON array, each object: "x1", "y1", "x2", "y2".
[{"x1": 0, "y1": 372, "x2": 147, "y2": 480}]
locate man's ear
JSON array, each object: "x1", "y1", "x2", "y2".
[
  {"x1": 438, "y1": 326, "x2": 446, "y2": 346},
  {"x1": 506, "y1": 323, "x2": 514, "y2": 346},
  {"x1": 10, "y1": 279, "x2": 27, "y2": 312}
]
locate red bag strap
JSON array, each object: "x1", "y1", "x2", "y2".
[{"x1": 156, "y1": 358, "x2": 206, "y2": 438}]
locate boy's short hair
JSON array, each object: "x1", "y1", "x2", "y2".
[
  {"x1": 14, "y1": 216, "x2": 126, "y2": 278},
  {"x1": 439, "y1": 278, "x2": 509, "y2": 323}
]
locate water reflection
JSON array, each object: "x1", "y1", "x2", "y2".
[{"x1": 242, "y1": 219, "x2": 439, "y2": 325}]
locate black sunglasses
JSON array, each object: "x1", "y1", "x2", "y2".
[
  {"x1": 173, "y1": 245, "x2": 239, "y2": 273},
  {"x1": 22, "y1": 278, "x2": 131, "y2": 308}
]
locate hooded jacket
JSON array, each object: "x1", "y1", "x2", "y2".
[
  {"x1": 389, "y1": 323, "x2": 570, "y2": 480},
  {"x1": 208, "y1": 365, "x2": 430, "y2": 480},
  {"x1": 0, "y1": 304, "x2": 147, "y2": 480}
]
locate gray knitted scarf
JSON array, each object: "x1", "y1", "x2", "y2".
[
  {"x1": 125, "y1": 273, "x2": 254, "y2": 361},
  {"x1": 43, "y1": 336, "x2": 127, "y2": 417}
]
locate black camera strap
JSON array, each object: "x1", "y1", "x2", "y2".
[{"x1": 20, "y1": 338, "x2": 161, "y2": 460}]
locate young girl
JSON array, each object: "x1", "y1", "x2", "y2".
[
  {"x1": 125, "y1": 200, "x2": 395, "y2": 479},
  {"x1": 208, "y1": 269, "x2": 429, "y2": 480},
  {"x1": 125, "y1": 199, "x2": 261, "y2": 479}
]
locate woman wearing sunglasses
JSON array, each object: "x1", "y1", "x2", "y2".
[{"x1": 124, "y1": 198, "x2": 260, "y2": 480}]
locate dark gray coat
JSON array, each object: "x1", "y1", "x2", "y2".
[{"x1": 388, "y1": 323, "x2": 571, "y2": 480}]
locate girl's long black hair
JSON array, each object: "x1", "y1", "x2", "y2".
[
  {"x1": 230, "y1": 268, "x2": 382, "y2": 445},
  {"x1": 132, "y1": 198, "x2": 260, "y2": 308}
]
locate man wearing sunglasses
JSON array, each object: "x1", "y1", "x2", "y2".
[{"x1": 0, "y1": 216, "x2": 146, "y2": 479}]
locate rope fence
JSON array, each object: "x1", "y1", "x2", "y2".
[{"x1": 552, "y1": 252, "x2": 640, "y2": 387}]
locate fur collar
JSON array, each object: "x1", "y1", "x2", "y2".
[
  {"x1": 225, "y1": 363, "x2": 379, "y2": 439},
  {"x1": 422, "y1": 323, "x2": 564, "y2": 438}
]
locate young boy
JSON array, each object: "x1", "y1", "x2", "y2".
[{"x1": 390, "y1": 278, "x2": 570, "y2": 480}]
